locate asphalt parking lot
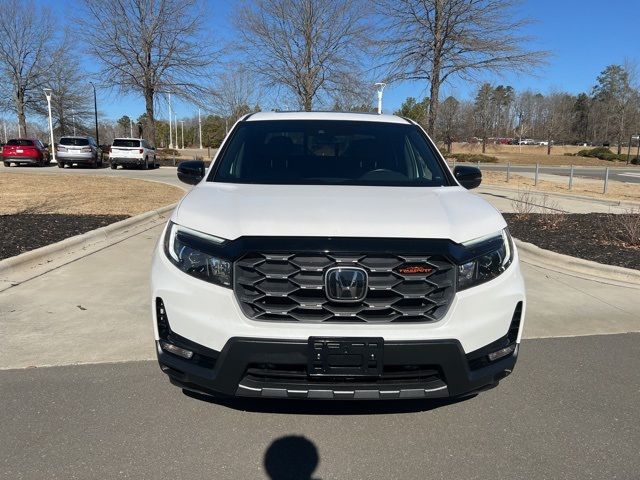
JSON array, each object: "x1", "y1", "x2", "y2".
[{"x1": 2, "y1": 334, "x2": 638, "y2": 480}]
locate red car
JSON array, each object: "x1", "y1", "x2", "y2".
[{"x1": 2, "y1": 138, "x2": 50, "y2": 167}]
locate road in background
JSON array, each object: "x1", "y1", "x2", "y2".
[{"x1": 479, "y1": 164, "x2": 640, "y2": 184}]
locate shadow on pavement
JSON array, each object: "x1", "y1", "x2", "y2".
[
  {"x1": 181, "y1": 389, "x2": 476, "y2": 415},
  {"x1": 264, "y1": 435, "x2": 319, "y2": 480}
]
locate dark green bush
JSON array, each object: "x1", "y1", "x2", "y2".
[
  {"x1": 575, "y1": 147, "x2": 626, "y2": 161},
  {"x1": 443, "y1": 152, "x2": 499, "y2": 163}
]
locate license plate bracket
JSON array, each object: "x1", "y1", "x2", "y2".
[{"x1": 308, "y1": 337, "x2": 384, "y2": 377}]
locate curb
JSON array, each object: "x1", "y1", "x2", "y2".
[
  {"x1": 515, "y1": 238, "x2": 640, "y2": 289},
  {"x1": 0, "y1": 203, "x2": 176, "y2": 291},
  {"x1": 478, "y1": 185, "x2": 639, "y2": 208}
]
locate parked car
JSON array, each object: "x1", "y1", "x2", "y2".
[
  {"x1": 151, "y1": 111, "x2": 526, "y2": 401},
  {"x1": 56, "y1": 136, "x2": 103, "y2": 168},
  {"x1": 518, "y1": 139, "x2": 535, "y2": 145},
  {"x1": 2, "y1": 138, "x2": 50, "y2": 167},
  {"x1": 109, "y1": 138, "x2": 156, "y2": 169}
]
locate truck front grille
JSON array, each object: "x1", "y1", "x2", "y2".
[{"x1": 234, "y1": 253, "x2": 455, "y2": 323}]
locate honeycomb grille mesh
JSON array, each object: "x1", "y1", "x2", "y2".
[{"x1": 234, "y1": 252, "x2": 456, "y2": 323}]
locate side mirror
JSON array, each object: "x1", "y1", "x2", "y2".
[
  {"x1": 453, "y1": 165, "x2": 482, "y2": 190},
  {"x1": 177, "y1": 160, "x2": 205, "y2": 185}
]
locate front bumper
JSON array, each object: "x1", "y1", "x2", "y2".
[{"x1": 157, "y1": 335, "x2": 518, "y2": 400}]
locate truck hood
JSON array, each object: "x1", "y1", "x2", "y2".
[{"x1": 173, "y1": 183, "x2": 506, "y2": 244}]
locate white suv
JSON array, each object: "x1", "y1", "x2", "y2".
[
  {"x1": 151, "y1": 112, "x2": 526, "y2": 400},
  {"x1": 109, "y1": 138, "x2": 156, "y2": 169}
]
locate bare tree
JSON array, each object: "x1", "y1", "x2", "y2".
[
  {"x1": 0, "y1": 0, "x2": 54, "y2": 136},
  {"x1": 79, "y1": 0, "x2": 217, "y2": 144},
  {"x1": 474, "y1": 83, "x2": 494, "y2": 153},
  {"x1": 211, "y1": 67, "x2": 261, "y2": 127},
  {"x1": 437, "y1": 96, "x2": 460, "y2": 152},
  {"x1": 375, "y1": 0, "x2": 547, "y2": 135},
  {"x1": 27, "y1": 35, "x2": 94, "y2": 137},
  {"x1": 235, "y1": 0, "x2": 372, "y2": 111}
]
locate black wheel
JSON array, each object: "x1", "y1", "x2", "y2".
[
  {"x1": 144, "y1": 157, "x2": 149, "y2": 169},
  {"x1": 57, "y1": 162, "x2": 64, "y2": 168},
  {"x1": 3, "y1": 162, "x2": 9, "y2": 167},
  {"x1": 110, "y1": 163, "x2": 117, "y2": 170}
]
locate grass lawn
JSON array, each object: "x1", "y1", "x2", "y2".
[
  {"x1": 449, "y1": 143, "x2": 637, "y2": 166},
  {"x1": 0, "y1": 172, "x2": 184, "y2": 216}
]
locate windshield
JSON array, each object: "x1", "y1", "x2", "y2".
[
  {"x1": 211, "y1": 120, "x2": 451, "y2": 186},
  {"x1": 60, "y1": 137, "x2": 89, "y2": 146},
  {"x1": 7, "y1": 139, "x2": 34, "y2": 146},
  {"x1": 113, "y1": 139, "x2": 140, "y2": 148}
]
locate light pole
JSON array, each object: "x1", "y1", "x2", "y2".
[
  {"x1": 198, "y1": 108, "x2": 203, "y2": 150},
  {"x1": 375, "y1": 82, "x2": 386, "y2": 115},
  {"x1": 180, "y1": 120, "x2": 185, "y2": 149},
  {"x1": 130, "y1": 117, "x2": 133, "y2": 138},
  {"x1": 2, "y1": 121, "x2": 7, "y2": 143},
  {"x1": 72, "y1": 109, "x2": 76, "y2": 136},
  {"x1": 174, "y1": 113, "x2": 179, "y2": 149},
  {"x1": 43, "y1": 88, "x2": 56, "y2": 163},
  {"x1": 89, "y1": 82, "x2": 99, "y2": 147},
  {"x1": 167, "y1": 92, "x2": 173, "y2": 149}
]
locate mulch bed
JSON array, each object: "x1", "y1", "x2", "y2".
[
  {"x1": 0, "y1": 214, "x2": 128, "y2": 260},
  {"x1": 504, "y1": 213, "x2": 640, "y2": 270}
]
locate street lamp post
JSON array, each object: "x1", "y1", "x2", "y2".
[
  {"x1": 130, "y1": 117, "x2": 133, "y2": 138},
  {"x1": 198, "y1": 108, "x2": 203, "y2": 150},
  {"x1": 43, "y1": 88, "x2": 56, "y2": 163},
  {"x1": 89, "y1": 82, "x2": 99, "y2": 147},
  {"x1": 180, "y1": 120, "x2": 184, "y2": 149},
  {"x1": 167, "y1": 93, "x2": 173, "y2": 149},
  {"x1": 2, "y1": 121, "x2": 7, "y2": 143},
  {"x1": 174, "y1": 114, "x2": 179, "y2": 149},
  {"x1": 375, "y1": 82, "x2": 386, "y2": 114}
]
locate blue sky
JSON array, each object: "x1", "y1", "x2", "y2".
[{"x1": 41, "y1": 0, "x2": 639, "y2": 121}]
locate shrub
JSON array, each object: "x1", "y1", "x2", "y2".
[
  {"x1": 575, "y1": 147, "x2": 627, "y2": 161},
  {"x1": 442, "y1": 152, "x2": 499, "y2": 163}
]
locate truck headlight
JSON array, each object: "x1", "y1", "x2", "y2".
[
  {"x1": 163, "y1": 221, "x2": 232, "y2": 288},
  {"x1": 458, "y1": 229, "x2": 514, "y2": 291}
]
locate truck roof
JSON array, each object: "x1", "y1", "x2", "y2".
[{"x1": 244, "y1": 111, "x2": 411, "y2": 124}]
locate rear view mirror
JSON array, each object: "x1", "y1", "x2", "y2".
[
  {"x1": 177, "y1": 160, "x2": 205, "y2": 185},
  {"x1": 453, "y1": 165, "x2": 482, "y2": 190}
]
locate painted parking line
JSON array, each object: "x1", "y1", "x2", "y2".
[{"x1": 618, "y1": 172, "x2": 640, "y2": 178}]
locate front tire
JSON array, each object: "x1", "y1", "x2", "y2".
[
  {"x1": 3, "y1": 162, "x2": 9, "y2": 167},
  {"x1": 57, "y1": 162, "x2": 64, "y2": 168},
  {"x1": 110, "y1": 163, "x2": 117, "y2": 170}
]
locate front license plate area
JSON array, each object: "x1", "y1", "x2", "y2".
[{"x1": 308, "y1": 337, "x2": 383, "y2": 377}]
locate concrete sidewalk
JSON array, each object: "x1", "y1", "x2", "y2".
[
  {"x1": 1, "y1": 224, "x2": 638, "y2": 370},
  {"x1": 477, "y1": 185, "x2": 636, "y2": 213}
]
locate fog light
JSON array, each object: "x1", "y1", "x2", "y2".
[
  {"x1": 487, "y1": 344, "x2": 516, "y2": 362},
  {"x1": 160, "y1": 340, "x2": 193, "y2": 359}
]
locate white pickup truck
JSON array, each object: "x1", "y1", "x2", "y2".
[{"x1": 151, "y1": 111, "x2": 526, "y2": 401}]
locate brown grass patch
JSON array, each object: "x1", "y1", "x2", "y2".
[
  {"x1": 450, "y1": 143, "x2": 631, "y2": 166},
  {"x1": 481, "y1": 171, "x2": 640, "y2": 203},
  {"x1": 0, "y1": 172, "x2": 184, "y2": 216}
]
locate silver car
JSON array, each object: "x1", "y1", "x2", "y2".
[{"x1": 56, "y1": 136, "x2": 103, "y2": 168}]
